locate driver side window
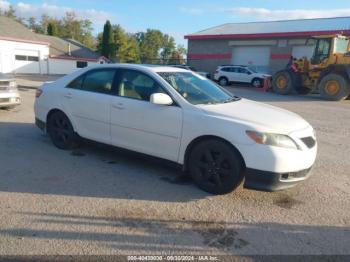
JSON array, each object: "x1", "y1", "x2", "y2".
[{"x1": 117, "y1": 70, "x2": 165, "y2": 101}]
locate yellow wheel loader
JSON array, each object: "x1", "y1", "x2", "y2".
[{"x1": 272, "y1": 35, "x2": 350, "y2": 101}]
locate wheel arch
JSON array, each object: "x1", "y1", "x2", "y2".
[
  {"x1": 218, "y1": 76, "x2": 229, "y2": 84},
  {"x1": 318, "y1": 65, "x2": 350, "y2": 85},
  {"x1": 46, "y1": 108, "x2": 65, "y2": 124},
  {"x1": 183, "y1": 135, "x2": 246, "y2": 172},
  {"x1": 46, "y1": 108, "x2": 77, "y2": 133}
]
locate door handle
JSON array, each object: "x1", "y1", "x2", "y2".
[
  {"x1": 64, "y1": 93, "x2": 72, "y2": 99},
  {"x1": 112, "y1": 103, "x2": 125, "y2": 110}
]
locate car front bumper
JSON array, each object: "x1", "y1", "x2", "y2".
[
  {"x1": 0, "y1": 92, "x2": 21, "y2": 107},
  {"x1": 244, "y1": 167, "x2": 313, "y2": 191}
]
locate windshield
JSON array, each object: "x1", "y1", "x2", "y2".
[
  {"x1": 158, "y1": 72, "x2": 239, "y2": 105},
  {"x1": 248, "y1": 67, "x2": 257, "y2": 73},
  {"x1": 311, "y1": 38, "x2": 331, "y2": 64}
]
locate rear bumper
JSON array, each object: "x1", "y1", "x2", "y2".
[{"x1": 244, "y1": 167, "x2": 312, "y2": 191}]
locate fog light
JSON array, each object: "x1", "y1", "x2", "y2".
[{"x1": 281, "y1": 173, "x2": 289, "y2": 180}]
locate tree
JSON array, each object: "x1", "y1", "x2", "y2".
[
  {"x1": 123, "y1": 34, "x2": 141, "y2": 63},
  {"x1": 3, "y1": 5, "x2": 16, "y2": 19},
  {"x1": 101, "y1": 20, "x2": 115, "y2": 59},
  {"x1": 161, "y1": 34, "x2": 176, "y2": 64},
  {"x1": 47, "y1": 22, "x2": 58, "y2": 36},
  {"x1": 137, "y1": 29, "x2": 164, "y2": 63},
  {"x1": 171, "y1": 45, "x2": 187, "y2": 64}
]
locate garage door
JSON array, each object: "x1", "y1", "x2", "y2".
[
  {"x1": 292, "y1": 46, "x2": 314, "y2": 59},
  {"x1": 232, "y1": 46, "x2": 270, "y2": 73},
  {"x1": 14, "y1": 50, "x2": 40, "y2": 74}
]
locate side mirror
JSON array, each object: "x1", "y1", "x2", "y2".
[
  {"x1": 247, "y1": 71, "x2": 252, "y2": 75},
  {"x1": 150, "y1": 93, "x2": 173, "y2": 106}
]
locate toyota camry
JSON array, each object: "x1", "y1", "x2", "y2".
[{"x1": 34, "y1": 64, "x2": 317, "y2": 194}]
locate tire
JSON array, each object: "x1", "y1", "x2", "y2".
[
  {"x1": 218, "y1": 77, "x2": 229, "y2": 86},
  {"x1": 251, "y1": 78, "x2": 263, "y2": 88},
  {"x1": 47, "y1": 111, "x2": 77, "y2": 150},
  {"x1": 318, "y1": 73, "x2": 350, "y2": 101},
  {"x1": 188, "y1": 139, "x2": 244, "y2": 195},
  {"x1": 272, "y1": 70, "x2": 294, "y2": 95}
]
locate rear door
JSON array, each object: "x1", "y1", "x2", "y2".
[
  {"x1": 238, "y1": 67, "x2": 252, "y2": 83},
  {"x1": 221, "y1": 67, "x2": 236, "y2": 82},
  {"x1": 62, "y1": 68, "x2": 117, "y2": 144}
]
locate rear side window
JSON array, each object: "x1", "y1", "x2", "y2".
[
  {"x1": 238, "y1": 68, "x2": 248, "y2": 73},
  {"x1": 221, "y1": 67, "x2": 230, "y2": 72},
  {"x1": 66, "y1": 69, "x2": 116, "y2": 94},
  {"x1": 67, "y1": 75, "x2": 84, "y2": 89}
]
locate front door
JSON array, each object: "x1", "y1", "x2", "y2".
[{"x1": 110, "y1": 69, "x2": 183, "y2": 162}]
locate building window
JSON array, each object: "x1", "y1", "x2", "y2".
[
  {"x1": 28, "y1": 56, "x2": 39, "y2": 61},
  {"x1": 15, "y1": 55, "x2": 27, "y2": 61},
  {"x1": 77, "y1": 61, "x2": 88, "y2": 68},
  {"x1": 15, "y1": 55, "x2": 39, "y2": 61}
]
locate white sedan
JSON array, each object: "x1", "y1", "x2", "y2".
[{"x1": 34, "y1": 64, "x2": 317, "y2": 194}]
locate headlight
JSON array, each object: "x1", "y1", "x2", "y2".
[{"x1": 246, "y1": 130, "x2": 300, "y2": 150}]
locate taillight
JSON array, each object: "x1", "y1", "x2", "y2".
[{"x1": 35, "y1": 89, "x2": 43, "y2": 98}]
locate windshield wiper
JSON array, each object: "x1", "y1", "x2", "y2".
[{"x1": 223, "y1": 96, "x2": 240, "y2": 103}]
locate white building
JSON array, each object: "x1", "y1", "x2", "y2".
[{"x1": 0, "y1": 16, "x2": 109, "y2": 75}]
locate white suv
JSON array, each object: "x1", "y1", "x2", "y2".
[{"x1": 214, "y1": 65, "x2": 271, "y2": 87}]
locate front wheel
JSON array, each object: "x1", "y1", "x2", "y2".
[
  {"x1": 47, "y1": 111, "x2": 77, "y2": 150},
  {"x1": 188, "y1": 139, "x2": 244, "y2": 195},
  {"x1": 272, "y1": 70, "x2": 294, "y2": 95},
  {"x1": 318, "y1": 74, "x2": 350, "y2": 101}
]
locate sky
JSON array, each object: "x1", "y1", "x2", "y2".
[{"x1": 1, "y1": 0, "x2": 350, "y2": 46}]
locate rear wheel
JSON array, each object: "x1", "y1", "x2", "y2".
[
  {"x1": 319, "y1": 74, "x2": 350, "y2": 101},
  {"x1": 272, "y1": 70, "x2": 294, "y2": 95},
  {"x1": 218, "y1": 77, "x2": 229, "y2": 86},
  {"x1": 47, "y1": 111, "x2": 77, "y2": 150},
  {"x1": 188, "y1": 139, "x2": 244, "y2": 195},
  {"x1": 251, "y1": 78, "x2": 263, "y2": 88}
]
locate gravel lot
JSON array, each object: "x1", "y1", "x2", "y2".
[{"x1": 0, "y1": 79, "x2": 349, "y2": 256}]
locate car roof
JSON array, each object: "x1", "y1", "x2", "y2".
[
  {"x1": 85, "y1": 63, "x2": 189, "y2": 73},
  {"x1": 219, "y1": 65, "x2": 248, "y2": 68}
]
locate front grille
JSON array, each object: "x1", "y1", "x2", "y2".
[
  {"x1": 0, "y1": 86, "x2": 8, "y2": 91},
  {"x1": 301, "y1": 136, "x2": 316, "y2": 148},
  {"x1": 0, "y1": 81, "x2": 10, "y2": 86},
  {"x1": 0, "y1": 98, "x2": 10, "y2": 103}
]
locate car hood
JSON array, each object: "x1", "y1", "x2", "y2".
[
  {"x1": 255, "y1": 73, "x2": 271, "y2": 78},
  {"x1": 197, "y1": 98, "x2": 311, "y2": 134}
]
